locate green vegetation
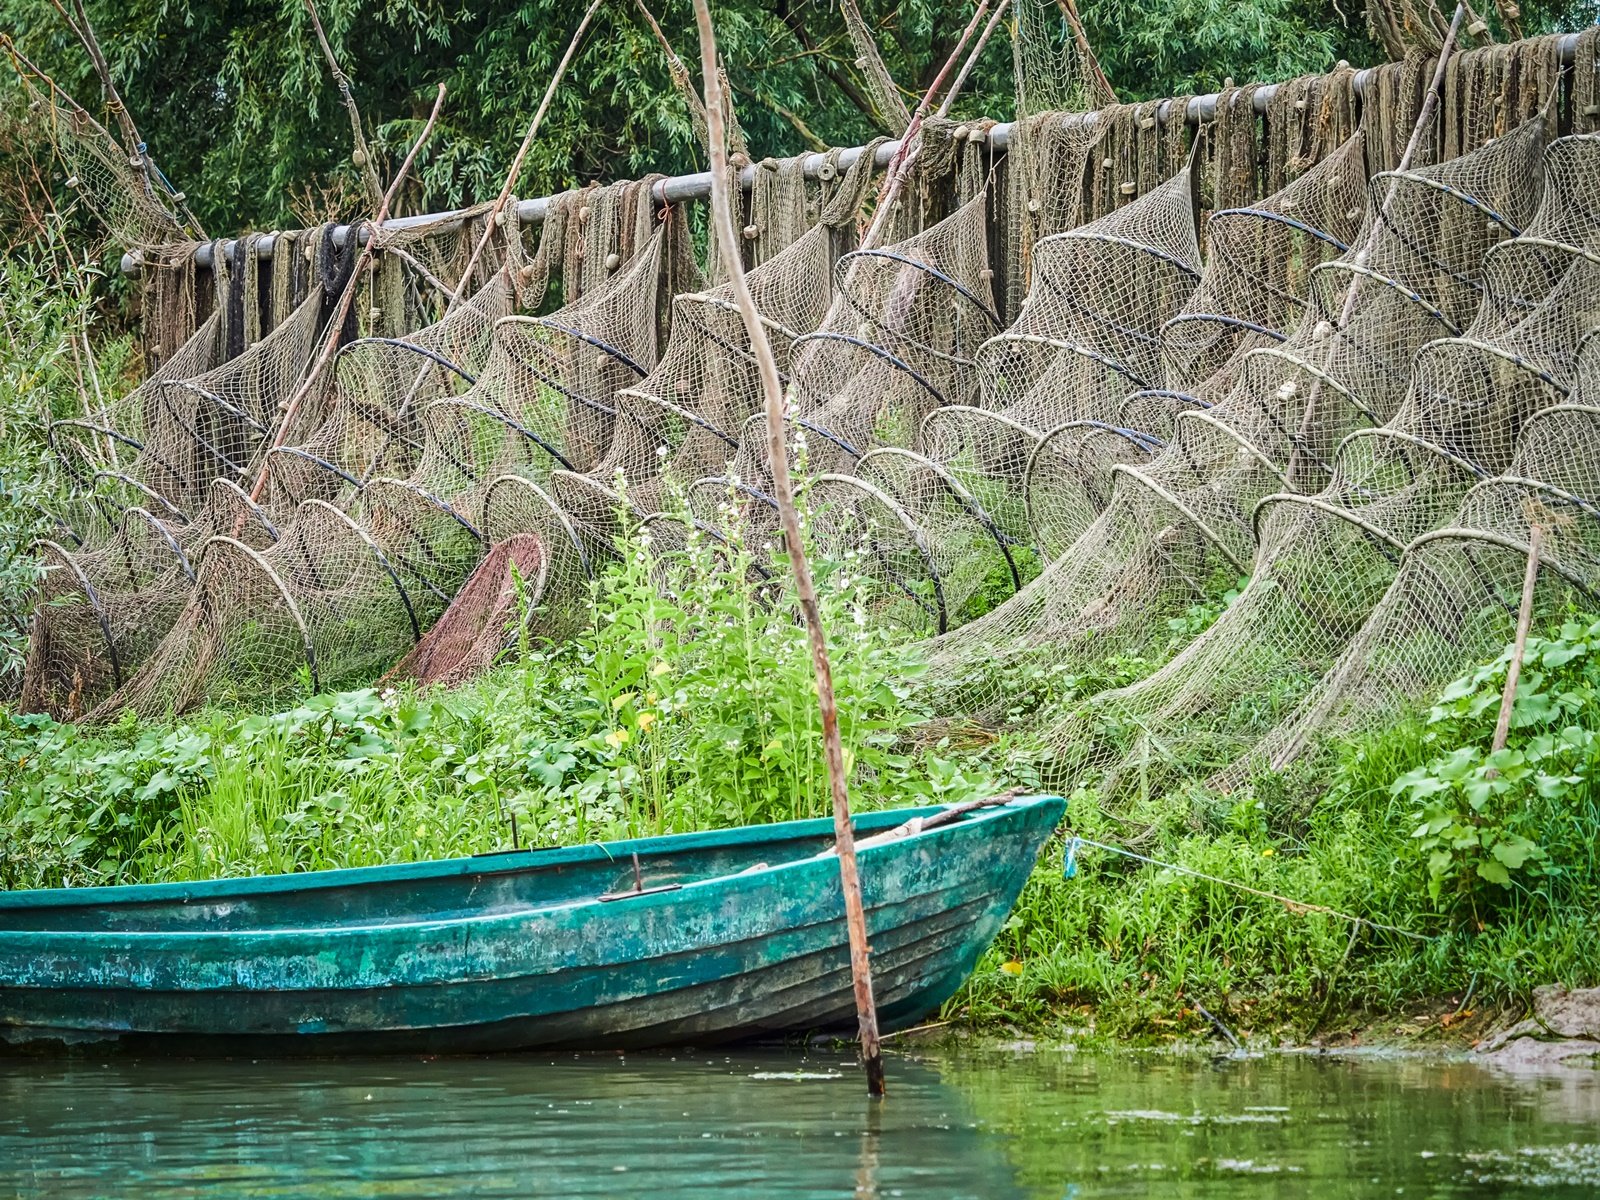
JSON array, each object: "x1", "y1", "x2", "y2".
[
  {"x1": 957, "y1": 614, "x2": 1600, "y2": 1042},
  {"x1": 14, "y1": 0, "x2": 1585, "y2": 239},
  {"x1": 0, "y1": 236, "x2": 133, "y2": 691},
  {"x1": 3, "y1": 482, "x2": 1597, "y2": 1040},
  {"x1": 0, "y1": 511, "x2": 993, "y2": 889}
]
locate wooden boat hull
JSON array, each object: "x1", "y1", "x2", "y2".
[{"x1": 0, "y1": 797, "x2": 1063, "y2": 1054}]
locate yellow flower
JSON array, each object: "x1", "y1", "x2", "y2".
[
  {"x1": 651, "y1": 661, "x2": 670, "y2": 677},
  {"x1": 999, "y1": 961, "x2": 1024, "y2": 976},
  {"x1": 604, "y1": 728, "x2": 630, "y2": 749},
  {"x1": 636, "y1": 711, "x2": 657, "y2": 733},
  {"x1": 1261, "y1": 847, "x2": 1275, "y2": 857},
  {"x1": 611, "y1": 693, "x2": 636, "y2": 711},
  {"x1": 645, "y1": 691, "x2": 658, "y2": 705}
]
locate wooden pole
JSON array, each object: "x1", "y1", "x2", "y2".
[
  {"x1": 238, "y1": 83, "x2": 447, "y2": 508},
  {"x1": 935, "y1": 0, "x2": 1011, "y2": 120},
  {"x1": 301, "y1": 0, "x2": 386, "y2": 212},
  {"x1": 691, "y1": 0, "x2": 886, "y2": 1097},
  {"x1": 860, "y1": 0, "x2": 992, "y2": 250},
  {"x1": 1491, "y1": 523, "x2": 1543, "y2": 756}
]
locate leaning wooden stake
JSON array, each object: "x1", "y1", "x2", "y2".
[
  {"x1": 1491, "y1": 522, "x2": 1543, "y2": 756},
  {"x1": 691, "y1": 0, "x2": 886, "y2": 1097},
  {"x1": 860, "y1": 0, "x2": 993, "y2": 250}
]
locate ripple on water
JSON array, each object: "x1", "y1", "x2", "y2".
[{"x1": 2, "y1": 1050, "x2": 1598, "y2": 1198}]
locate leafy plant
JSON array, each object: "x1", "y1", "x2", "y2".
[{"x1": 1394, "y1": 616, "x2": 1600, "y2": 908}]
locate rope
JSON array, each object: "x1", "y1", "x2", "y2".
[{"x1": 1061, "y1": 835, "x2": 1431, "y2": 941}]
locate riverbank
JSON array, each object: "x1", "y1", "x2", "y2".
[{"x1": 3, "y1": 536, "x2": 1596, "y2": 1046}]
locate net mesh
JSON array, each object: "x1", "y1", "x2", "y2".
[
  {"x1": 695, "y1": 192, "x2": 1003, "y2": 632},
  {"x1": 923, "y1": 119, "x2": 1551, "y2": 736},
  {"x1": 87, "y1": 230, "x2": 668, "y2": 717},
  {"x1": 921, "y1": 163, "x2": 1204, "y2": 553}
]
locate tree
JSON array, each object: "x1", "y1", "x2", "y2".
[{"x1": 2, "y1": 0, "x2": 1591, "y2": 241}]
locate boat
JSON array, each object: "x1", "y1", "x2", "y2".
[{"x1": 0, "y1": 795, "x2": 1063, "y2": 1054}]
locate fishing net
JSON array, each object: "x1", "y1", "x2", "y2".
[
  {"x1": 920, "y1": 164, "x2": 1203, "y2": 550},
  {"x1": 1003, "y1": 0, "x2": 1119, "y2": 320},
  {"x1": 1062, "y1": 178, "x2": 1600, "y2": 801},
  {"x1": 117, "y1": 287, "x2": 327, "y2": 519},
  {"x1": 12, "y1": 64, "x2": 186, "y2": 250},
  {"x1": 47, "y1": 312, "x2": 223, "y2": 522},
  {"x1": 549, "y1": 223, "x2": 835, "y2": 524},
  {"x1": 260, "y1": 267, "x2": 519, "y2": 516},
  {"x1": 1020, "y1": 132, "x2": 1368, "y2": 564},
  {"x1": 1235, "y1": 396, "x2": 1600, "y2": 784},
  {"x1": 20, "y1": 477, "x2": 278, "y2": 718},
  {"x1": 702, "y1": 190, "x2": 997, "y2": 506},
  {"x1": 355, "y1": 230, "x2": 667, "y2": 607},
  {"x1": 923, "y1": 118, "x2": 1550, "y2": 726},
  {"x1": 1205, "y1": 137, "x2": 1600, "y2": 785},
  {"x1": 700, "y1": 193, "x2": 1003, "y2": 633},
  {"x1": 88, "y1": 229, "x2": 668, "y2": 718},
  {"x1": 381, "y1": 532, "x2": 550, "y2": 689}
]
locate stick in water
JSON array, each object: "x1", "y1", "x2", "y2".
[{"x1": 690, "y1": 0, "x2": 886, "y2": 1098}]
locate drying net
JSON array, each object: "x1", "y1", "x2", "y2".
[
  {"x1": 547, "y1": 223, "x2": 835, "y2": 525},
  {"x1": 13, "y1": 65, "x2": 187, "y2": 250},
  {"x1": 88, "y1": 230, "x2": 669, "y2": 717},
  {"x1": 1059, "y1": 132, "x2": 1600, "y2": 801},
  {"x1": 920, "y1": 162, "x2": 1204, "y2": 552},
  {"x1": 701, "y1": 191, "x2": 1004, "y2": 634},
  {"x1": 47, "y1": 312, "x2": 224, "y2": 523},
  {"x1": 1004, "y1": 0, "x2": 1119, "y2": 319},
  {"x1": 20, "y1": 477, "x2": 278, "y2": 718},
  {"x1": 924, "y1": 118, "x2": 1551, "y2": 731},
  {"x1": 1208, "y1": 136, "x2": 1600, "y2": 786},
  {"x1": 260, "y1": 267, "x2": 520, "y2": 517}
]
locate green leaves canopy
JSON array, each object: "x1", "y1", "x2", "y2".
[{"x1": 3, "y1": 0, "x2": 1384, "y2": 237}]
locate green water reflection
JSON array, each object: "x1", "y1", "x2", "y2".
[{"x1": 2, "y1": 1048, "x2": 1597, "y2": 1197}]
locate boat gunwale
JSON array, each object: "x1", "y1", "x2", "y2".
[{"x1": 0, "y1": 799, "x2": 1064, "y2": 938}]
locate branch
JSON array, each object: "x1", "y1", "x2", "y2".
[
  {"x1": 694, "y1": 0, "x2": 887, "y2": 1100},
  {"x1": 936, "y1": 0, "x2": 1010, "y2": 118},
  {"x1": 1054, "y1": 0, "x2": 1117, "y2": 105},
  {"x1": 302, "y1": 0, "x2": 385, "y2": 212},
  {"x1": 769, "y1": 0, "x2": 883, "y2": 127},
  {"x1": 241, "y1": 82, "x2": 447, "y2": 510},
  {"x1": 862, "y1": 0, "x2": 992, "y2": 249},
  {"x1": 41, "y1": 1, "x2": 206, "y2": 237},
  {"x1": 731, "y1": 81, "x2": 829, "y2": 151}
]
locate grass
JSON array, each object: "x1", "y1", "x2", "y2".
[
  {"x1": 952, "y1": 613, "x2": 1600, "y2": 1043},
  {"x1": 4, "y1": 517, "x2": 1596, "y2": 1046}
]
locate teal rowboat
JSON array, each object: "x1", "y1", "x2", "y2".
[{"x1": 0, "y1": 796, "x2": 1063, "y2": 1054}]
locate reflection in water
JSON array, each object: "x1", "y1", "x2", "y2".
[{"x1": 2, "y1": 1048, "x2": 1597, "y2": 1197}]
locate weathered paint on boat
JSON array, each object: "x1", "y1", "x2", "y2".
[{"x1": 0, "y1": 796, "x2": 1063, "y2": 1054}]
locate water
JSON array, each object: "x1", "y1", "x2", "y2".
[{"x1": 3, "y1": 1047, "x2": 1598, "y2": 1197}]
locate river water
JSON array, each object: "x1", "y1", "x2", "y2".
[{"x1": 3, "y1": 1046, "x2": 1597, "y2": 1197}]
